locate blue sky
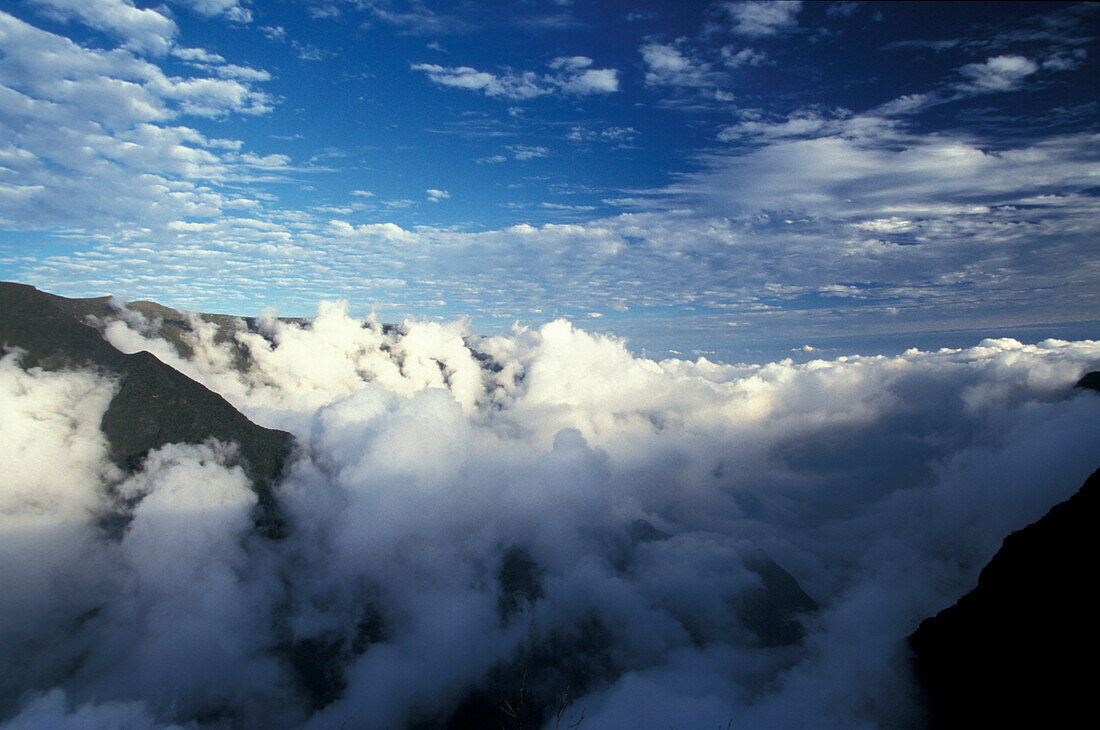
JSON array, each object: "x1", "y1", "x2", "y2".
[{"x1": 0, "y1": 0, "x2": 1097, "y2": 361}]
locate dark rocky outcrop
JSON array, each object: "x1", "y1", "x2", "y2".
[
  {"x1": 909, "y1": 466, "x2": 1100, "y2": 728},
  {"x1": 0, "y1": 282, "x2": 294, "y2": 534},
  {"x1": 1075, "y1": 370, "x2": 1100, "y2": 393}
]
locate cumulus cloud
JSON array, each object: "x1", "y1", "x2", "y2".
[
  {"x1": 956, "y1": 54, "x2": 1040, "y2": 92},
  {"x1": 3, "y1": 305, "x2": 1099, "y2": 728},
  {"x1": 425, "y1": 188, "x2": 450, "y2": 202},
  {"x1": 721, "y1": 0, "x2": 803, "y2": 37},
  {"x1": 28, "y1": 0, "x2": 178, "y2": 55},
  {"x1": 640, "y1": 42, "x2": 717, "y2": 87},
  {"x1": 411, "y1": 57, "x2": 619, "y2": 99}
]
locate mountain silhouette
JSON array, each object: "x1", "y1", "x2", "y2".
[
  {"x1": 910, "y1": 442, "x2": 1100, "y2": 727},
  {"x1": 0, "y1": 281, "x2": 294, "y2": 535}
]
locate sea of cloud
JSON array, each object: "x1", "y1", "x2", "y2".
[{"x1": 2, "y1": 303, "x2": 1098, "y2": 729}]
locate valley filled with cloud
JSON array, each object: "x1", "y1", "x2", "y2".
[{"x1": 2, "y1": 296, "x2": 1098, "y2": 727}]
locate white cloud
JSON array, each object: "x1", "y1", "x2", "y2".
[
  {"x1": 956, "y1": 55, "x2": 1040, "y2": 92},
  {"x1": 0, "y1": 10, "x2": 275, "y2": 230},
  {"x1": 568, "y1": 125, "x2": 639, "y2": 143},
  {"x1": 507, "y1": 144, "x2": 548, "y2": 160},
  {"x1": 329, "y1": 219, "x2": 419, "y2": 243},
  {"x1": 640, "y1": 42, "x2": 716, "y2": 87},
  {"x1": 6, "y1": 304, "x2": 1099, "y2": 728},
  {"x1": 718, "y1": 108, "x2": 847, "y2": 141},
  {"x1": 172, "y1": 46, "x2": 225, "y2": 64},
  {"x1": 410, "y1": 63, "x2": 541, "y2": 98},
  {"x1": 259, "y1": 25, "x2": 286, "y2": 42},
  {"x1": 411, "y1": 58, "x2": 620, "y2": 99},
  {"x1": 214, "y1": 64, "x2": 272, "y2": 82},
  {"x1": 721, "y1": 0, "x2": 803, "y2": 37},
  {"x1": 548, "y1": 55, "x2": 592, "y2": 71},
  {"x1": 28, "y1": 0, "x2": 178, "y2": 55},
  {"x1": 171, "y1": 0, "x2": 253, "y2": 23},
  {"x1": 722, "y1": 46, "x2": 767, "y2": 67},
  {"x1": 292, "y1": 41, "x2": 336, "y2": 61},
  {"x1": 561, "y1": 67, "x2": 619, "y2": 94},
  {"x1": 694, "y1": 129, "x2": 1100, "y2": 221},
  {"x1": 307, "y1": 3, "x2": 341, "y2": 20},
  {"x1": 426, "y1": 188, "x2": 450, "y2": 202}
]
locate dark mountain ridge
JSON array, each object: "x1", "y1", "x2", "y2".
[
  {"x1": 909, "y1": 369, "x2": 1099, "y2": 728},
  {"x1": 0, "y1": 281, "x2": 294, "y2": 534}
]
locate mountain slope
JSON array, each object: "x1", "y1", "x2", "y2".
[
  {"x1": 909, "y1": 462, "x2": 1100, "y2": 727},
  {"x1": 0, "y1": 281, "x2": 294, "y2": 533}
]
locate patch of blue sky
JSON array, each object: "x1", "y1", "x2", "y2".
[{"x1": 0, "y1": 0, "x2": 1096, "y2": 362}]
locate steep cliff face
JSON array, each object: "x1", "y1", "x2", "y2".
[
  {"x1": 0, "y1": 282, "x2": 294, "y2": 533},
  {"x1": 909, "y1": 462, "x2": 1100, "y2": 727}
]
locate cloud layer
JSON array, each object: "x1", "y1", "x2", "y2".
[{"x1": 2, "y1": 304, "x2": 1099, "y2": 728}]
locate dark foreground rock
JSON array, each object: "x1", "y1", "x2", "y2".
[
  {"x1": 909, "y1": 465, "x2": 1100, "y2": 728},
  {"x1": 0, "y1": 281, "x2": 294, "y2": 534}
]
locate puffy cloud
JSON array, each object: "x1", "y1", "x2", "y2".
[
  {"x1": 28, "y1": 0, "x2": 177, "y2": 55},
  {"x1": 640, "y1": 42, "x2": 716, "y2": 87},
  {"x1": 721, "y1": 0, "x2": 803, "y2": 37},
  {"x1": 4, "y1": 303, "x2": 1099, "y2": 728},
  {"x1": 561, "y1": 67, "x2": 619, "y2": 94},
  {"x1": 956, "y1": 54, "x2": 1040, "y2": 92},
  {"x1": 426, "y1": 188, "x2": 450, "y2": 202},
  {"x1": 410, "y1": 63, "x2": 543, "y2": 98},
  {"x1": 0, "y1": 10, "x2": 274, "y2": 229}
]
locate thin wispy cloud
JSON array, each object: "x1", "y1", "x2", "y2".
[{"x1": 411, "y1": 56, "x2": 619, "y2": 99}]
